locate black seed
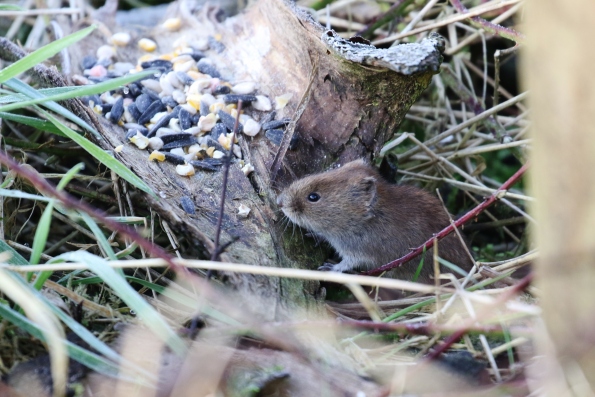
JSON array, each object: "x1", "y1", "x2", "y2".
[
  {"x1": 212, "y1": 85, "x2": 230, "y2": 95},
  {"x1": 260, "y1": 110, "x2": 277, "y2": 125},
  {"x1": 179, "y1": 108, "x2": 192, "y2": 130},
  {"x1": 81, "y1": 94, "x2": 101, "y2": 106},
  {"x1": 127, "y1": 103, "x2": 141, "y2": 121},
  {"x1": 223, "y1": 94, "x2": 257, "y2": 104},
  {"x1": 192, "y1": 113, "x2": 201, "y2": 125},
  {"x1": 107, "y1": 70, "x2": 123, "y2": 78},
  {"x1": 146, "y1": 106, "x2": 180, "y2": 137},
  {"x1": 128, "y1": 82, "x2": 142, "y2": 97},
  {"x1": 163, "y1": 152, "x2": 186, "y2": 165},
  {"x1": 141, "y1": 59, "x2": 173, "y2": 71},
  {"x1": 262, "y1": 118, "x2": 291, "y2": 131},
  {"x1": 126, "y1": 129, "x2": 142, "y2": 139},
  {"x1": 197, "y1": 60, "x2": 221, "y2": 78},
  {"x1": 161, "y1": 133, "x2": 194, "y2": 144},
  {"x1": 175, "y1": 71, "x2": 194, "y2": 86},
  {"x1": 210, "y1": 123, "x2": 229, "y2": 139},
  {"x1": 101, "y1": 103, "x2": 113, "y2": 115},
  {"x1": 199, "y1": 101, "x2": 210, "y2": 117},
  {"x1": 81, "y1": 55, "x2": 97, "y2": 70},
  {"x1": 265, "y1": 129, "x2": 284, "y2": 146},
  {"x1": 135, "y1": 94, "x2": 153, "y2": 113},
  {"x1": 189, "y1": 160, "x2": 219, "y2": 172},
  {"x1": 162, "y1": 136, "x2": 198, "y2": 150},
  {"x1": 96, "y1": 58, "x2": 111, "y2": 68},
  {"x1": 189, "y1": 50, "x2": 206, "y2": 61},
  {"x1": 202, "y1": 158, "x2": 225, "y2": 166},
  {"x1": 204, "y1": 136, "x2": 227, "y2": 153},
  {"x1": 180, "y1": 196, "x2": 195, "y2": 214},
  {"x1": 289, "y1": 134, "x2": 299, "y2": 150},
  {"x1": 141, "y1": 87, "x2": 161, "y2": 102},
  {"x1": 137, "y1": 100, "x2": 166, "y2": 125},
  {"x1": 207, "y1": 36, "x2": 225, "y2": 53},
  {"x1": 218, "y1": 110, "x2": 243, "y2": 133},
  {"x1": 88, "y1": 77, "x2": 109, "y2": 83},
  {"x1": 124, "y1": 124, "x2": 148, "y2": 135},
  {"x1": 161, "y1": 96, "x2": 178, "y2": 109}
]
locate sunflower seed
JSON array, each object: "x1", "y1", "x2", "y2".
[
  {"x1": 223, "y1": 94, "x2": 257, "y2": 104},
  {"x1": 127, "y1": 103, "x2": 141, "y2": 121},
  {"x1": 262, "y1": 118, "x2": 291, "y2": 131},
  {"x1": 137, "y1": 100, "x2": 167, "y2": 125},
  {"x1": 180, "y1": 196, "x2": 195, "y2": 214},
  {"x1": 218, "y1": 110, "x2": 243, "y2": 133},
  {"x1": 178, "y1": 108, "x2": 192, "y2": 130},
  {"x1": 163, "y1": 152, "x2": 186, "y2": 165},
  {"x1": 265, "y1": 129, "x2": 284, "y2": 145}
]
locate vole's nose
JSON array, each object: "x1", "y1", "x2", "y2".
[{"x1": 276, "y1": 195, "x2": 283, "y2": 208}]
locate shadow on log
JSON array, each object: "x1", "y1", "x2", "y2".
[{"x1": 0, "y1": 0, "x2": 443, "y2": 319}]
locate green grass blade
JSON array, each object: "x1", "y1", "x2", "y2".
[
  {"x1": 30, "y1": 162, "x2": 84, "y2": 271},
  {"x1": 0, "y1": 240, "x2": 29, "y2": 266},
  {"x1": 0, "y1": 301, "x2": 120, "y2": 378},
  {"x1": 0, "y1": 5, "x2": 25, "y2": 10},
  {"x1": 57, "y1": 163, "x2": 85, "y2": 190},
  {"x1": 5, "y1": 78, "x2": 98, "y2": 136},
  {"x1": 0, "y1": 87, "x2": 76, "y2": 104},
  {"x1": 73, "y1": 275, "x2": 241, "y2": 326},
  {"x1": 0, "y1": 112, "x2": 69, "y2": 136},
  {"x1": 412, "y1": 245, "x2": 426, "y2": 282},
  {"x1": 0, "y1": 70, "x2": 156, "y2": 113},
  {"x1": 0, "y1": 188, "x2": 53, "y2": 202},
  {"x1": 29, "y1": 200, "x2": 55, "y2": 266},
  {"x1": 0, "y1": 25, "x2": 96, "y2": 84},
  {"x1": 40, "y1": 109, "x2": 154, "y2": 195},
  {"x1": 57, "y1": 251, "x2": 186, "y2": 355},
  {"x1": 32, "y1": 271, "x2": 53, "y2": 290},
  {"x1": 80, "y1": 212, "x2": 119, "y2": 262}
]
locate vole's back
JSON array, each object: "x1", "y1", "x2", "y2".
[{"x1": 361, "y1": 183, "x2": 473, "y2": 281}]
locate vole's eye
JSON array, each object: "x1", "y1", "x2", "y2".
[{"x1": 307, "y1": 193, "x2": 320, "y2": 202}]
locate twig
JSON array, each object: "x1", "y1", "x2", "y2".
[
  {"x1": 210, "y1": 100, "x2": 243, "y2": 263},
  {"x1": 449, "y1": 0, "x2": 525, "y2": 44},
  {"x1": 398, "y1": 92, "x2": 528, "y2": 162},
  {"x1": 373, "y1": 0, "x2": 522, "y2": 45},
  {"x1": 445, "y1": 3, "x2": 523, "y2": 55},
  {"x1": 425, "y1": 272, "x2": 533, "y2": 360},
  {"x1": 365, "y1": 163, "x2": 529, "y2": 276},
  {"x1": 356, "y1": 0, "x2": 412, "y2": 38},
  {"x1": 0, "y1": 151, "x2": 183, "y2": 273},
  {"x1": 440, "y1": 65, "x2": 513, "y2": 146},
  {"x1": 494, "y1": 46, "x2": 519, "y2": 108},
  {"x1": 0, "y1": 8, "x2": 83, "y2": 17}
]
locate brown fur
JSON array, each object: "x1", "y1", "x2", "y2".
[{"x1": 276, "y1": 160, "x2": 473, "y2": 282}]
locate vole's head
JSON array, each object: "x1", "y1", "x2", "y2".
[{"x1": 276, "y1": 160, "x2": 380, "y2": 235}]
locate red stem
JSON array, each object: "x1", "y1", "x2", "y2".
[
  {"x1": 0, "y1": 151, "x2": 185, "y2": 273},
  {"x1": 365, "y1": 163, "x2": 529, "y2": 276},
  {"x1": 450, "y1": 0, "x2": 526, "y2": 44}
]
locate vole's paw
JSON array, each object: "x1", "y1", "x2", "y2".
[{"x1": 318, "y1": 263, "x2": 339, "y2": 272}]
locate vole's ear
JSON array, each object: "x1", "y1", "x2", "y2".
[{"x1": 360, "y1": 176, "x2": 378, "y2": 209}]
